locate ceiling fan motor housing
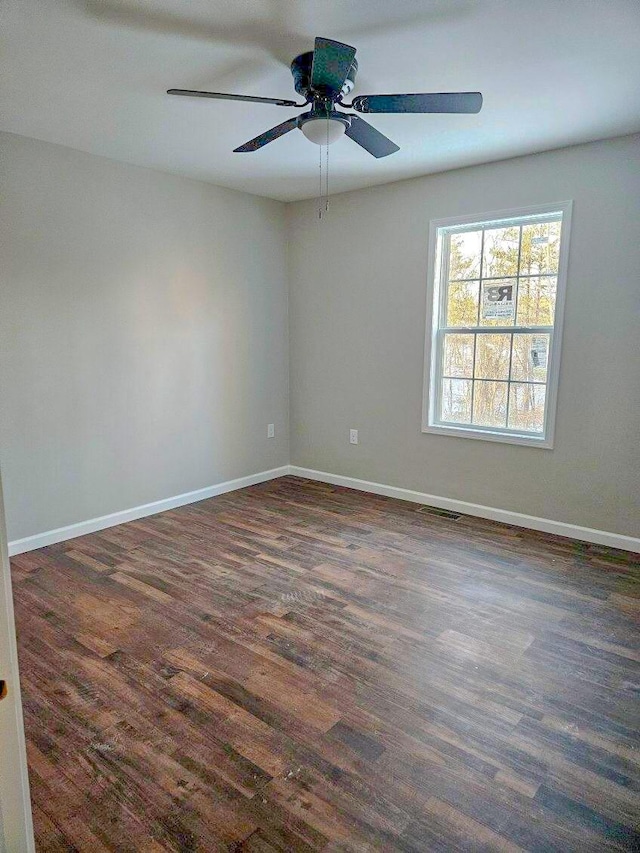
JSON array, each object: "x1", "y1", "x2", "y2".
[{"x1": 291, "y1": 51, "x2": 358, "y2": 101}]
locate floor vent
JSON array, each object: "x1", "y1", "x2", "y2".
[{"x1": 415, "y1": 505, "x2": 461, "y2": 520}]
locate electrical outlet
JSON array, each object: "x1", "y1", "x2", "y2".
[
  {"x1": 267, "y1": 423, "x2": 275, "y2": 438},
  {"x1": 349, "y1": 428, "x2": 358, "y2": 445}
]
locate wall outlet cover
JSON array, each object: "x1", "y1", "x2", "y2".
[
  {"x1": 350, "y1": 429, "x2": 359, "y2": 445},
  {"x1": 267, "y1": 423, "x2": 275, "y2": 438}
]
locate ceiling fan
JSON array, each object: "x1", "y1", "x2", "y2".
[{"x1": 168, "y1": 36, "x2": 482, "y2": 159}]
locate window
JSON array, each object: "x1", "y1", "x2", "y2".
[{"x1": 423, "y1": 202, "x2": 572, "y2": 447}]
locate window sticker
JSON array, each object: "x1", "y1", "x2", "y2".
[
  {"x1": 531, "y1": 335, "x2": 548, "y2": 369},
  {"x1": 481, "y1": 282, "x2": 515, "y2": 320}
]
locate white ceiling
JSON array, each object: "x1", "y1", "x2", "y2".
[{"x1": 2, "y1": 0, "x2": 640, "y2": 202}]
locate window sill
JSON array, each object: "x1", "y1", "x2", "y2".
[{"x1": 422, "y1": 422, "x2": 553, "y2": 449}]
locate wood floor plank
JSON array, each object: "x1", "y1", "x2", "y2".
[{"x1": 11, "y1": 476, "x2": 640, "y2": 851}]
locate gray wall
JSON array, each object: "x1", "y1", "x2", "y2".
[
  {"x1": 288, "y1": 135, "x2": 640, "y2": 537},
  {"x1": 2, "y1": 132, "x2": 638, "y2": 543},
  {"x1": 0, "y1": 133, "x2": 289, "y2": 541}
]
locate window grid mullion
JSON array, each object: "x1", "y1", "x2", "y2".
[
  {"x1": 470, "y1": 334, "x2": 478, "y2": 423},
  {"x1": 448, "y1": 272, "x2": 557, "y2": 284},
  {"x1": 470, "y1": 228, "x2": 485, "y2": 424},
  {"x1": 476, "y1": 229, "x2": 485, "y2": 328},
  {"x1": 436, "y1": 234, "x2": 452, "y2": 422},
  {"x1": 440, "y1": 325, "x2": 552, "y2": 335},
  {"x1": 435, "y1": 330, "x2": 441, "y2": 420},
  {"x1": 542, "y1": 328, "x2": 555, "y2": 433},
  {"x1": 505, "y1": 333, "x2": 514, "y2": 428},
  {"x1": 440, "y1": 233, "x2": 452, "y2": 329},
  {"x1": 441, "y1": 377, "x2": 546, "y2": 386},
  {"x1": 506, "y1": 226, "x2": 524, "y2": 428},
  {"x1": 514, "y1": 224, "x2": 523, "y2": 328}
]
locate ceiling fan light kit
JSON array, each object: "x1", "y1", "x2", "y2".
[
  {"x1": 300, "y1": 116, "x2": 347, "y2": 145},
  {"x1": 168, "y1": 36, "x2": 482, "y2": 159}
]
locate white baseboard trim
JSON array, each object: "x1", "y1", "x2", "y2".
[
  {"x1": 9, "y1": 463, "x2": 639, "y2": 556},
  {"x1": 7, "y1": 466, "x2": 289, "y2": 556},
  {"x1": 288, "y1": 466, "x2": 640, "y2": 553}
]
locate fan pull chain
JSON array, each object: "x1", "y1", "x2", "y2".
[
  {"x1": 318, "y1": 142, "x2": 323, "y2": 219},
  {"x1": 325, "y1": 124, "x2": 330, "y2": 214},
  {"x1": 318, "y1": 124, "x2": 330, "y2": 220}
]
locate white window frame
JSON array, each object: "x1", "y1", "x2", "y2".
[{"x1": 422, "y1": 201, "x2": 573, "y2": 448}]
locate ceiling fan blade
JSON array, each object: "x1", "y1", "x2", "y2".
[
  {"x1": 351, "y1": 92, "x2": 483, "y2": 114},
  {"x1": 344, "y1": 115, "x2": 399, "y2": 158},
  {"x1": 234, "y1": 117, "x2": 299, "y2": 152},
  {"x1": 310, "y1": 37, "x2": 356, "y2": 94},
  {"x1": 167, "y1": 89, "x2": 303, "y2": 107}
]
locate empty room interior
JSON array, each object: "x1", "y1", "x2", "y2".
[{"x1": 1, "y1": 1, "x2": 640, "y2": 850}]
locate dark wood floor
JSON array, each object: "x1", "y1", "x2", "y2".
[{"x1": 10, "y1": 476, "x2": 640, "y2": 852}]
